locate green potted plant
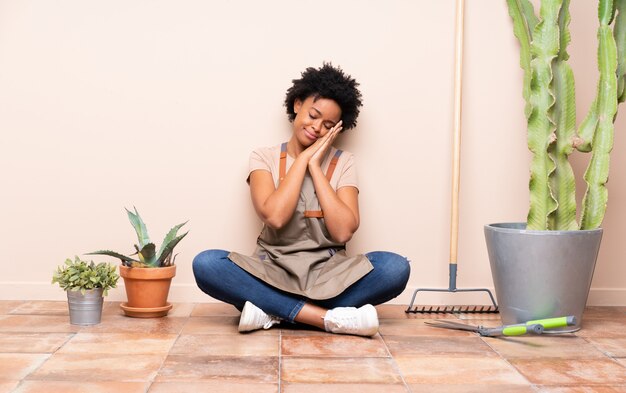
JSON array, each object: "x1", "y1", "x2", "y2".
[
  {"x1": 52, "y1": 256, "x2": 119, "y2": 325},
  {"x1": 485, "y1": 0, "x2": 625, "y2": 331},
  {"x1": 88, "y1": 207, "x2": 188, "y2": 318}
]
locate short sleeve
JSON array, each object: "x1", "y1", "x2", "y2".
[
  {"x1": 249, "y1": 150, "x2": 270, "y2": 173},
  {"x1": 246, "y1": 145, "x2": 280, "y2": 184},
  {"x1": 335, "y1": 152, "x2": 359, "y2": 191}
]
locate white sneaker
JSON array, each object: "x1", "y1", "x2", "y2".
[
  {"x1": 238, "y1": 301, "x2": 282, "y2": 332},
  {"x1": 323, "y1": 304, "x2": 379, "y2": 337}
]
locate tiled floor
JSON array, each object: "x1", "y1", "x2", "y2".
[{"x1": 0, "y1": 301, "x2": 625, "y2": 392}]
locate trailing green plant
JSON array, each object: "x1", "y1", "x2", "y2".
[
  {"x1": 507, "y1": 0, "x2": 625, "y2": 230},
  {"x1": 52, "y1": 256, "x2": 119, "y2": 295},
  {"x1": 87, "y1": 207, "x2": 188, "y2": 268}
]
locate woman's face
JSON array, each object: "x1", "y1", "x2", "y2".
[{"x1": 292, "y1": 96, "x2": 342, "y2": 147}]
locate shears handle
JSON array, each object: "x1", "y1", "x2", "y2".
[
  {"x1": 492, "y1": 316, "x2": 576, "y2": 337},
  {"x1": 525, "y1": 316, "x2": 576, "y2": 330},
  {"x1": 482, "y1": 323, "x2": 543, "y2": 336},
  {"x1": 500, "y1": 323, "x2": 543, "y2": 336}
]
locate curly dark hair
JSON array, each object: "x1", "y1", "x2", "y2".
[{"x1": 284, "y1": 63, "x2": 363, "y2": 131}]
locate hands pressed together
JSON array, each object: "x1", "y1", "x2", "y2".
[{"x1": 304, "y1": 120, "x2": 343, "y2": 169}]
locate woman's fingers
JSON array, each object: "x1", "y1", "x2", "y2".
[
  {"x1": 331, "y1": 120, "x2": 343, "y2": 135},
  {"x1": 306, "y1": 120, "x2": 343, "y2": 166},
  {"x1": 330, "y1": 123, "x2": 342, "y2": 140},
  {"x1": 310, "y1": 130, "x2": 339, "y2": 166},
  {"x1": 321, "y1": 121, "x2": 343, "y2": 147}
]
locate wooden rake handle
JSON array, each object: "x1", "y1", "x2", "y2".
[{"x1": 450, "y1": 0, "x2": 465, "y2": 266}]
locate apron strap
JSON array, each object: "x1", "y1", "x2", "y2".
[
  {"x1": 305, "y1": 149, "x2": 343, "y2": 218},
  {"x1": 279, "y1": 142, "x2": 287, "y2": 183},
  {"x1": 324, "y1": 149, "x2": 343, "y2": 181}
]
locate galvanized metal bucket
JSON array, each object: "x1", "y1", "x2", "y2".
[
  {"x1": 67, "y1": 288, "x2": 104, "y2": 325},
  {"x1": 484, "y1": 223, "x2": 602, "y2": 333}
]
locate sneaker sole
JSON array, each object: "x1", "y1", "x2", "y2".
[
  {"x1": 238, "y1": 301, "x2": 256, "y2": 332},
  {"x1": 360, "y1": 304, "x2": 379, "y2": 336}
]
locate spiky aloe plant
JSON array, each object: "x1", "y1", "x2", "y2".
[
  {"x1": 507, "y1": 0, "x2": 625, "y2": 230},
  {"x1": 87, "y1": 208, "x2": 189, "y2": 268}
]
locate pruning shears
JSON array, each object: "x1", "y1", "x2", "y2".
[{"x1": 424, "y1": 316, "x2": 577, "y2": 337}]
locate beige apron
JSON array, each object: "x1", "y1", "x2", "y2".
[{"x1": 229, "y1": 142, "x2": 373, "y2": 300}]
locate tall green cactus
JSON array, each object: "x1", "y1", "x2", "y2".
[{"x1": 507, "y1": 0, "x2": 625, "y2": 230}]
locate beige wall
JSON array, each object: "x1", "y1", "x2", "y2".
[{"x1": 1, "y1": 1, "x2": 624, "y2": 305}]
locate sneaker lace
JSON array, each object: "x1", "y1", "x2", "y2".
[
  {"x1": 263, "y1": 317, "x2": 280, "y2": 330},
  {"x1": 332, "y1": 313, "x2": 358, "y2": 330}
]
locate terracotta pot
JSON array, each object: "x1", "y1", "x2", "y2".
[{"x1": 119, "y1": 265, "x2": 176, "y2": 318}]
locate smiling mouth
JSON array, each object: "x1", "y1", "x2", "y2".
[{"x1": 303, "y1": 129, "x2": 317, "y2": 141}]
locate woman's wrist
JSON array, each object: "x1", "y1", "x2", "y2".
[{"x1": 307, "y1": 161, "x2": 323, "y2": 176}]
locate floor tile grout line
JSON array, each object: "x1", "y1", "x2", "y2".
[
  {"x1": 13, "y1": 352, "x2": 52, "y2": 387},
  {"x1": 479, "y1": 335, "x2": 535, "y2": 387},
  {"x1": 481, "y1": 330, "x2": 626, "y2": 365},
  {"x1": 379, "y1": 332, "x2": 412, "y2": 392},
  {"x1": 278, "y1": 329, "x2": 282, "y2": 392},
  {"x1": 139, "y1": 303, "x2": 195, "y2": 392},
  {"x1": 15, "y1": 322, "x2": 78, "y2": 388},
  {"x1": 579, "y1": 333, "x2": 626, "y2": 363},
  {"x1": 3, "y1": 302, "x2": 626, "y2": 389}
]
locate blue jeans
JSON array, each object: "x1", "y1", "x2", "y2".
[{"x1": 192, "y1": 249, "x2": 410, "y2": 322}]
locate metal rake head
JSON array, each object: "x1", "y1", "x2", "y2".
[{"x1": 406, "y1": 305, "x2": 499, "y2": 314}]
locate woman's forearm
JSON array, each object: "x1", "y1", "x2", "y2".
[
  {"x1": 251, "y1": 155, "x2": 309, "y2": 229},
  {"x1": 309, "y1": 164, "x2": 359, "y2": 243}
]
